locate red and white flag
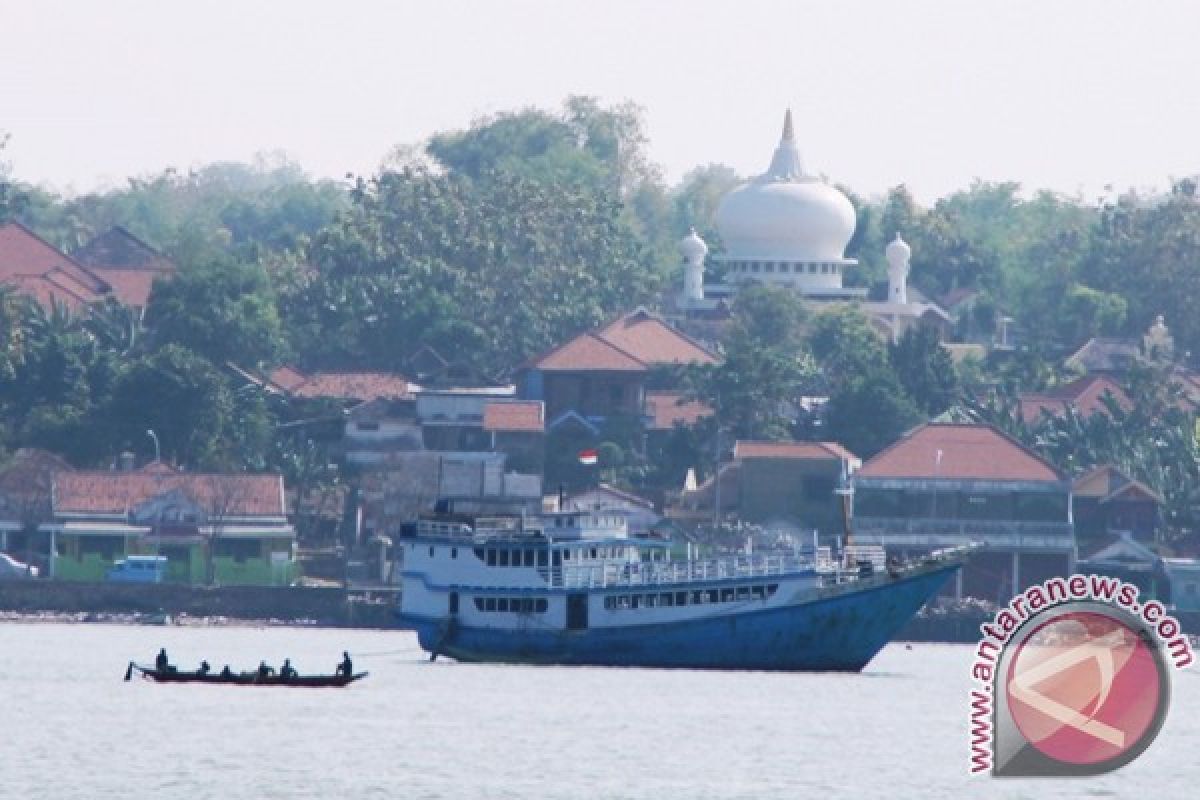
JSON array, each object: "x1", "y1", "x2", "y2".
[{"x1": 578, "y1": 448, "x2": 598, "y2": 465}]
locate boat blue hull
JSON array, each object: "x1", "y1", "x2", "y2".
[{"x1": 402, "y1": 564, "x2": 956, "y2": 672}]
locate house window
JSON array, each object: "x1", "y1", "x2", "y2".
[{"x1": 213, "y1": 539, "x2": 260, "y2": 564}]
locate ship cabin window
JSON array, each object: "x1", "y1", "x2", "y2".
[
  {"x1": 589, "y1": 547, "x2": 597, "y2": 559},
  {"x1": 499, "y1": 549, "x2": 510, "y2": 567},
  {"x1": 474, "y1": 597, "x2": 548, "y2": 613},
  {"x1": 428, "y1": 547, "x2": 435, "y2": 557},
  {"x1": 604, "y1": 584, "x2": 779, "y2": 611},
  {"x1": 537, "y1": 550, "x2": 548, "y2": 567},
  {"x1": 524, "y1": 550, "x2": 535, "y2": 567},
  {"x1": 486, "y1": 549, "x2": 497, "y2": 567},
  {"x1": 451, "y1": 548, "x2": 457, "y2": 559},
  {"x1": 474, "y1": 547, "x2": 484, "y2": 561}
]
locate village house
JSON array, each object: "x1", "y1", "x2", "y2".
[
  {"x1": 0, "y1": 222, "x2": 175, "y2": 313},
  {"x1": 733, "y1": 441, "x2": 859, "y2": 530},
  {"x1": 70, "y1": 225, "x2": 177, "y2": 312},
  {"x1": 1071, "y1": 465, "x2": 1162, "y2": 542},
  {"x1": 0, "y1": 449, "x2": 70, "y2": 567},
  {"x1": 851, "y1": 423, "x2": 1074, "y2": 602},
  {"x1": 666, "y1": 441, "x2": 858, "y2": 535},
  {"x1": 42, "y1": 464, "x2": 298, "y2": 586},
  {"x1": 518, "y1": 308, "x2": 717, "y2": 425},
  {"x1": 1018, "y1": 373, "x2": 1132, "y2": 424},
  {"x1": 0, "y1": 222, "x2": 110, "y2": 311}
]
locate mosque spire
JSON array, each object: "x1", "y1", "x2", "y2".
[{"x1": 765, "y1": 108, "x2": 806, "y2": 181}]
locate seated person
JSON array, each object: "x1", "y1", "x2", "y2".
[
  {"x1": 279, "y1": 659, "x2": 298, "y2": 679},
  {"x1": 197, "y1": 660, "x2": 211, "y2": 676},
  {"x1": 155, "y1": 648, "x2": 169, "y2": 673},
  {"x1": 337, "y1": 651, "x2": 353, "y2": 677},
  {"x1": 220, "y1": 665, "x2": 234, "y2": 679},
  {"x1": 257, "y1": 661, "x2": 275, "y2": 679}
]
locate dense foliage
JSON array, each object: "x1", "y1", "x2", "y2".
[{"x1": 4, "y1": 98, "x2": 1200, "y2": 538}]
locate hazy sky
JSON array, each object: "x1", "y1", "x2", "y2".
[{"x1": 3, "y1": 0, "x2": 1198, "y2": 203}]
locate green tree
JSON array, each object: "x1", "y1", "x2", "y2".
[
  {"x1": 889, "y1": 325, "x2": 959, "y2": 416},
  {"x1": 105, "y1": 345, "x2": 242, "y2": 469},
  {"x1": 824, "y1": 367, "x2": 922, "y2": 458},
  {"x1": 290, "y1": 166, "x2": 656, "y2": 372},
  {"x1": 145, "y1": 257, "x2": 286, "y2": 367}
]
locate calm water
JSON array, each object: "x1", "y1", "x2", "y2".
[{"x1": 1, "y1": 622, "x2": 1195, "y2": 799}]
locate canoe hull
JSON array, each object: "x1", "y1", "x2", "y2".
[{"x1": 132, "y1": 666, "x2": 367, "y2": 687}]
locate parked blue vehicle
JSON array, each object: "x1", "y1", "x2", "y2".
[{"x1": 106, "y1": 555, "x2": 168, "y2": 583}]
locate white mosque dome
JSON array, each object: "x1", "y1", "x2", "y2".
[
  {"x1": 885, "y1": 232, "x2": 911, "y2": 267},
  {"x1": 715, "y1": 111, "x2": 857, "y2": 266}
]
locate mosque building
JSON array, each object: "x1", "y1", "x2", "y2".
[{"x1": 674, "y1": 110, "x2": 949, "y2": 341}]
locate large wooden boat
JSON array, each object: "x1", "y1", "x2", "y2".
[
  {"x1": 127, "y1": 663, "x2": 367, "y2": 687},
  {"x1": 396, "y1": 505, "x2": 970, "y2": 672}
]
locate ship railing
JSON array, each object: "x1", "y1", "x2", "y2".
[{"x1": 555, "y1": 554, "x2": 816, "y2": 590}]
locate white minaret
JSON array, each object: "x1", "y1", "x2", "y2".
[
  {"x1": 885, "y1": 232, "x2": 911, "y2": 305},
  {"x1": 679, "y1": 228, "x2": 708, "y2": 304}
]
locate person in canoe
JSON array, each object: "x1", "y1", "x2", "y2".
[
  {"x1": 336, "y1": 651, "x2": 353, "y2": 677},
  {"x1": 155, "y1": 648, "x2": 170, "y2": 673},
  {"x1": 279, "y1": 659, "x2": 298, "y2": 680}
]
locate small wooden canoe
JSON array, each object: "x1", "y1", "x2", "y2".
[{"x1": 127, "y1": 663, "x2": 367, "y2": 687}]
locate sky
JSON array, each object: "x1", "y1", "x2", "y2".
[{"x1": 2, "y1": 0, "x2": 1199, "y2": 204}]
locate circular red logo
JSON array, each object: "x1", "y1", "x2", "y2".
[{"x1": 1005, "y1": 610, "x2": 1163, "y2": 766}]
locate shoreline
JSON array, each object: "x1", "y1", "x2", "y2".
[{"x1": 0, "y1": 610, "x2": 390, "y2": 629}]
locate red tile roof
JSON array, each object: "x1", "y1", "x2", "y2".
[
  {"x1": 1074, "y1": 465, "x2": 1161, "y2": 504},
  {"x1": 857, "y1": 424, "x2": 1064, "y2": 483},
  {"x1": 644, "y1": 391, "x2": 713, "y2": 430},
  {"x1": 291, "y1": 372, "x2": 410, "y2": 401},
  {"x1": 1019, "y1": 375, "x2": 1131, "y2": 424},
  {"x1": 530, "y1": 310, "x2": 718, "y2": 372},
  {"x1": 53, "y1": 471, "x2": 286, "y2": 516},
  {"x1": 483, "y1": 401, "x2": 545, "y2": 432},
  {"x1": 268, "y1": 366, "x2": 309, "y2": 391},
  {"x1": 72, "y1": 227, "x2": 176, "y2": 273},
  {"x1": 9, "y1": 274, "x2": 97, "y2": 311},
  {"x1": 0, "y1": 223, "x2": 109, "y2": 310},
  {"x1": 596, "y1": 310, "x2": 717, "y2": 367},
  {"x1": 734, "y1": 441, "x2": 858, "y2": 461},
  {"x1": 92, "y1": 268, "x2": 163, "y2": 308},
  {"x1": 534, "y1": 333, "x2": 647, "y2": 372}
]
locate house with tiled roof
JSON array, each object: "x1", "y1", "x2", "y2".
[
  {"x1": 0, "y1": 449, "x2": 72, "y2": 563},
  {"x1": 42, "y1": 465, "x2": 296, "y2": 585},
  {"x1": 1072, "y1": 465, "x2": 1161, "y2": 542},
  {"x1": 852, "y1": 423, "x2": 1074, "y2": 602},
  {"x1": 292, "y1": 372, "x2": 412, "y2": 402},
  {"x1": 71, "y1": 226, "x2": 176, "y2": 310},
  {"x1": 730, "y1": 440, "x2": 859, "y2": 529},
  {"x1": 0, "y1": 222, "x2": 109, "y2": 311},
  {"x1": 519, "y1": 308, "x2": 717, "y2": 423},
  {"x1": 1018, "y1": 374, "x2": 1132, "y2": 425}
]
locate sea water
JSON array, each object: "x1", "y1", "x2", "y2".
[{"x1": 1, "y1": 622, "x2": 1195, "y2": 799}]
